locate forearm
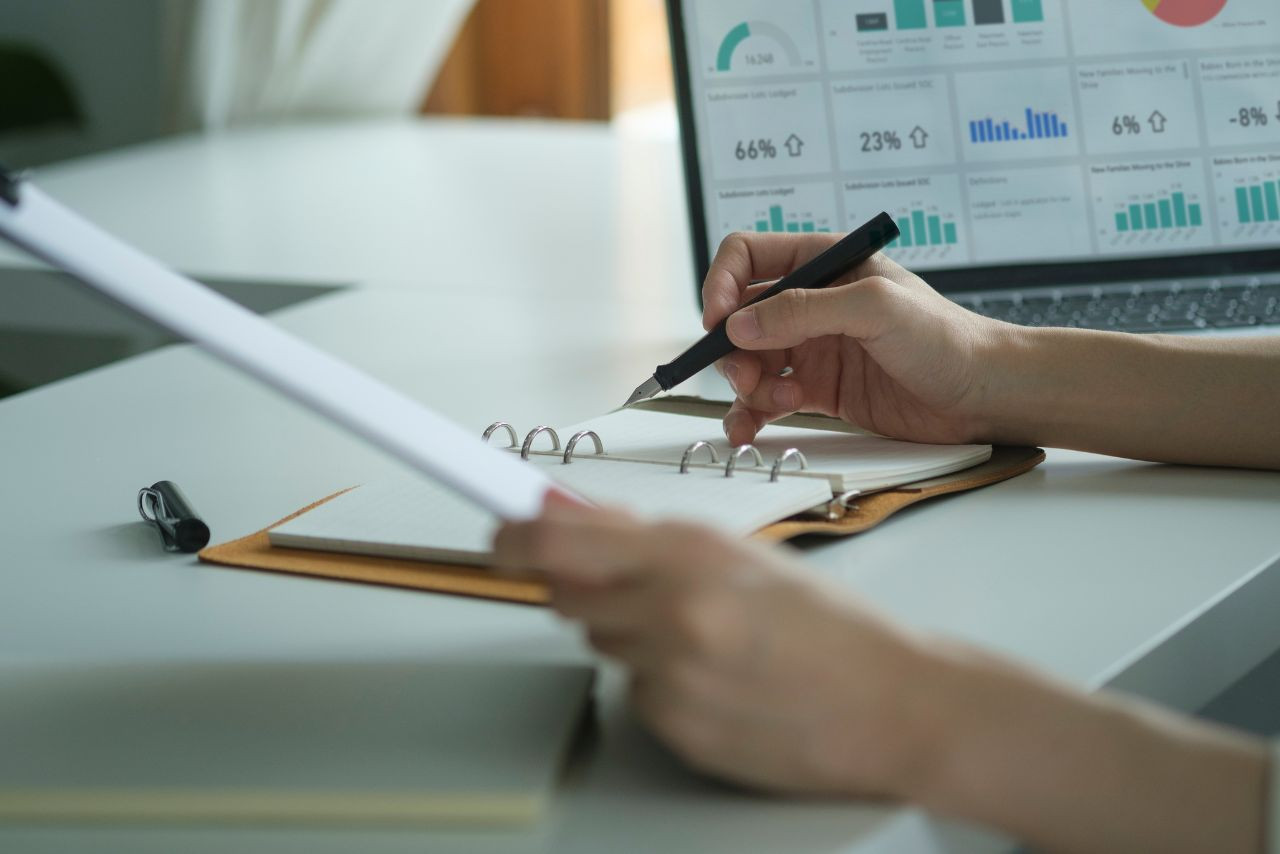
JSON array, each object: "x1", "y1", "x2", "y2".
[
  {"x1": 984, "y1": 327, "x2": 1280, "y2": 469},
  {"x1": 905, "y1": 642, "x2": 1271, "y2": 854}
]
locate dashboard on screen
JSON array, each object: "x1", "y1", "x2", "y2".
[{"x1": 670, "y1": 0, "x2": 1280, "y2": 291}]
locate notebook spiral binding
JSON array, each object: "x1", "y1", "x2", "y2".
[{"x1": 484, "y1": 423, "x2": 807, "y2": 482}]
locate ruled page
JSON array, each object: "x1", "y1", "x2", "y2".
[
  {"x1": 269, "y1": 455, "x2": 832, "y2": 565},
  {"x1": 553, "y1": 408, "x2": 991, "y2": 492}
]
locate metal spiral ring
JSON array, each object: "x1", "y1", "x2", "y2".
[
  {"x1": 679, "y1": 441, "x2": 720, "y2": 473},
  {"x1": 769, "y1": 448, "x2": 809, "y2": 482},
  {"x1": 724, "y1": 445, "x2": 765, "y2": 477},
  {"x1": 563, "y1": 430, "x2": 605, "y2": 464},
  {"x1": 482, "y1": 421, "x2": 519, "y2": 448},
  {"x1": 520, "y1": 426, "x2": 561, "y2": 460}
]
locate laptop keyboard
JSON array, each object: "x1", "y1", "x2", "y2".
[{"x1": 953, "y1": 275, "x2": 1280, "y2": 333}]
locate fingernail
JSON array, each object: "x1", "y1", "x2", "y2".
[
  {"x1": 772, "y1": 383, "x2": 798, "y2": 410},
  {"x1": 723, "y1": 363, "x2": 739, "y2": 394},
  {"x1": 728, "y1": 309, "x2": 762, "y2": 342}
]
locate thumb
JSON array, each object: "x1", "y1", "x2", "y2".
[{"x1": 725, "y1": 277, "x2": 900, "y2": 351}]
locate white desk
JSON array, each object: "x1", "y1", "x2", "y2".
[{"x1": 2, "y1": 119, "x2": 1280, "y2": 854}]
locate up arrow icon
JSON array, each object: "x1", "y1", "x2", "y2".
[
  {"x1": 910, "y1": 126, "x2": 929, "y2": 148},
  {"x1": 1148, "y1": 111, "x2": 1167, "y2": 133},
  {"x1": 784, "y1": 134, "x2": 805, "y2": 157}
]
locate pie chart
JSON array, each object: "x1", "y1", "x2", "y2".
[{"x1": 1142, "y1": 0, "x2": 1229, "y2": 27}]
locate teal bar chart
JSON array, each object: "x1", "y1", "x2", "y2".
[
  {"x1": 887, "y1": 208, "x2": 959, "y2": 248},
  {"x1": 1234, "y1": 179, "x2": 1280, "y2": 224},
  {"x1": 752, "y1": 204, "x2": 831, "y2": 234},
  {"x1": 1114, "y1": 191, "x2": 1202, "y2": 232}
]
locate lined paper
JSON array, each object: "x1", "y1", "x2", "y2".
[
  {"x1": 556, "y1": 408, "x2": 991, "y2": 491},
  {"x1": 270, "y1": 455, "x2": 832, "y2": 565}
]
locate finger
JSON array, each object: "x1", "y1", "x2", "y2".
[
  {"x1": 550, "y1": 576, "x2": 655, "y2": 636},
  {"x1": 717, "y1": 350, "x2": 762, "y2": 398},
  {"x1": 722, "y1": 399, "x2": 770, "y2": 446},
  {"x1": 725, "y1": 277, "x2": 902, "y2": 352},
  {"x1": 702, "y1": 234, "x2": 840, "y2": 330},
  {"x1": 492, "y1": 515, "x2": 637, "y2": 581},
  {"x1": 731, "y1": 371, "x2": 805, "y2": 418}
]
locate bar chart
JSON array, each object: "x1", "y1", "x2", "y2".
[
  {"x1": 752, "y1": 203, "x2": 833, "y2": 233},
  {"x1": 886, "y1": 208, "x2": 960, "y2": 248},
  {"x1": 969, "y1": 108, "x2": 1069, "y2": 143},
  {"x1": 1233, "y1": 179, "x2": 1280, "y2": 225},
  {"x1": 1114, "y1": 191, "x2": 1203, "y2": 232}
]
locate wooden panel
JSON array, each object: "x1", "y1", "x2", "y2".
[{"x1": 424, "y1": 0, "x2": 611, "y2": 121}]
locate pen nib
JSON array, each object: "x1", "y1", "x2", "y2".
[{"x1": 623, "y1": 376, "x2": 663, "y2": 408}]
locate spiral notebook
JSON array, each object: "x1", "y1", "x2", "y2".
[{"x1": 267, "y1": 399, "x2": 993, "y2": 566}]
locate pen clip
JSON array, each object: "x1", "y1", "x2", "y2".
[
  {"x1": 138, "y1": 487, "x2": 180, "y2": 551},
  {"x1": 137, "y1": 482, "x2": 210, "y2": 553}
]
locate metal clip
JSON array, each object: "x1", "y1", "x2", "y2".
[
  {"x1": 520, "y1": 426, "x2": 561, "y2": 460},
  {"x1": 769, "y1": 448, "x2": 808, "y2": 482},
  {"x1": 482, "y1": 421, "x2": 519, "y2": 447},
  {"x1": 679, "y1": 441, "x2": 720, "y2": 473},
  {"x1": 563, "y1": 430, "x2": 605, "y2": 464},
  {"x1": 724, "y1": 445, "x2": 764, "y2": 477}
]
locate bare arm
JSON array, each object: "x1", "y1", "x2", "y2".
[
  {"x1": 987, "y1": 328, "x2": 1280, "y2": 469},
  {"x1": 914, "y1": 639, "x2": 1270, "y2": 854},
  {"x1": 703, "y1": 231, "x2": 1280, "y2": 470},
  {"x1": 495, "y1": 498, "x2": 1274, "y2": 854}
]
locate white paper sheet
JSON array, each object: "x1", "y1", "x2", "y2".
[{"x1": 0, "y1": 182, "x2": 553, "y2": 520}]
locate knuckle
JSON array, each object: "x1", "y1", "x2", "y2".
[{"x1": 858, "y1": 275, "x2": 898, "y2": 306}]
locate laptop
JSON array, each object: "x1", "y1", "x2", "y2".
[{"x1": 666, "y1": 0, "x2": 1280, "y2": 334}]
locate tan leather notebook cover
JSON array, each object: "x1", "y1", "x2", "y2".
[{"x1": 198, "y1": 446, "x2": 1044, "y2": 605}]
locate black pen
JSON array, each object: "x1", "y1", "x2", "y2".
[
  {"x1": 137, "y1": 480, "x2": 211, "y2": 553},
  {"x1": 624, "y1": 212, "x2": 900, "y2": 407}
]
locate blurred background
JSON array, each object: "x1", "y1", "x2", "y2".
[
  {"x1": 0, "y1": 0, "x2": 681, "y2": 399},
  {"x1": 0, "y1": 0, "x2": 675, "y2": 170}
]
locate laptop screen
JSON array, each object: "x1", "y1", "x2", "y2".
[{"x1": 668, "y1": 0, "x2": 1280, "y2": 294}]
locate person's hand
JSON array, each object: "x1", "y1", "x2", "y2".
[
  {"x1": 493, "y1": 493, "x2": 940, "y2": 797},
  {"x1": 703, "y1": 232, "x2": 1017, "y2": 446}
]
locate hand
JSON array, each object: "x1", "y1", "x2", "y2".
[
  {"x1": 493, "y1": 493, "x2": 937, "y2": 797},
  {"x1": 703, "y1": 232, "x2": 1015, "y2": 446}
]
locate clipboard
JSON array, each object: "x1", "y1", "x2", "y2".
[{"x1": 199, "y1": 445, "x2": 1045, "y2": 605}]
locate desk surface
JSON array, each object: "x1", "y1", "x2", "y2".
[{"x1": 2, "y1": 119, "x2": 1280, "y2": 854}]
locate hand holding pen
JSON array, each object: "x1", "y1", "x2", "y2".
[{"x1": 698, "y1": 229, "x2": 1005, "y2": 448}]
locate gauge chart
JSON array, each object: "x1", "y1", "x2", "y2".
[
  {"x1": 1141, "y1": 0, "x2": 1228, "y2": 27},
  {"x1": 716, "y1": 21, "x2": 802, "y2": 71}
]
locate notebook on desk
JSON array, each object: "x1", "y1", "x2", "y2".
[
  {"x1": 200, "y1": 397, "x2": 1042, "y2": 603},
  {"x1": 267, "y1": 398, "x2": 995, "y2": 566}
]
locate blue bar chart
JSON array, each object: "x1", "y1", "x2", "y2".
[{"x1": 969, "y1": 108, "x2": 1069, "y2": 143}]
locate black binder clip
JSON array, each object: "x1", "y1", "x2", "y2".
[{"x1": 137, "y1": 480, "x2": 211, "y2": 553}]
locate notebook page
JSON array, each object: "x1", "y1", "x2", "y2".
[
  {"x1": 269, "y1": 455, "x2": 832, "y2": 564},
  {"x1": 555, "y1": 408, "x2": 991, "y2": 492}
]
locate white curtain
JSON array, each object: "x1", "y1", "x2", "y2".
[{"x1": 182, "y1": 0, "x2": 474, "y2": 129}]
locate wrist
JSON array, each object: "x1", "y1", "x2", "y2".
[{"x1": 962, "y1": 321, "x2": 1045, "y2": 445}]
